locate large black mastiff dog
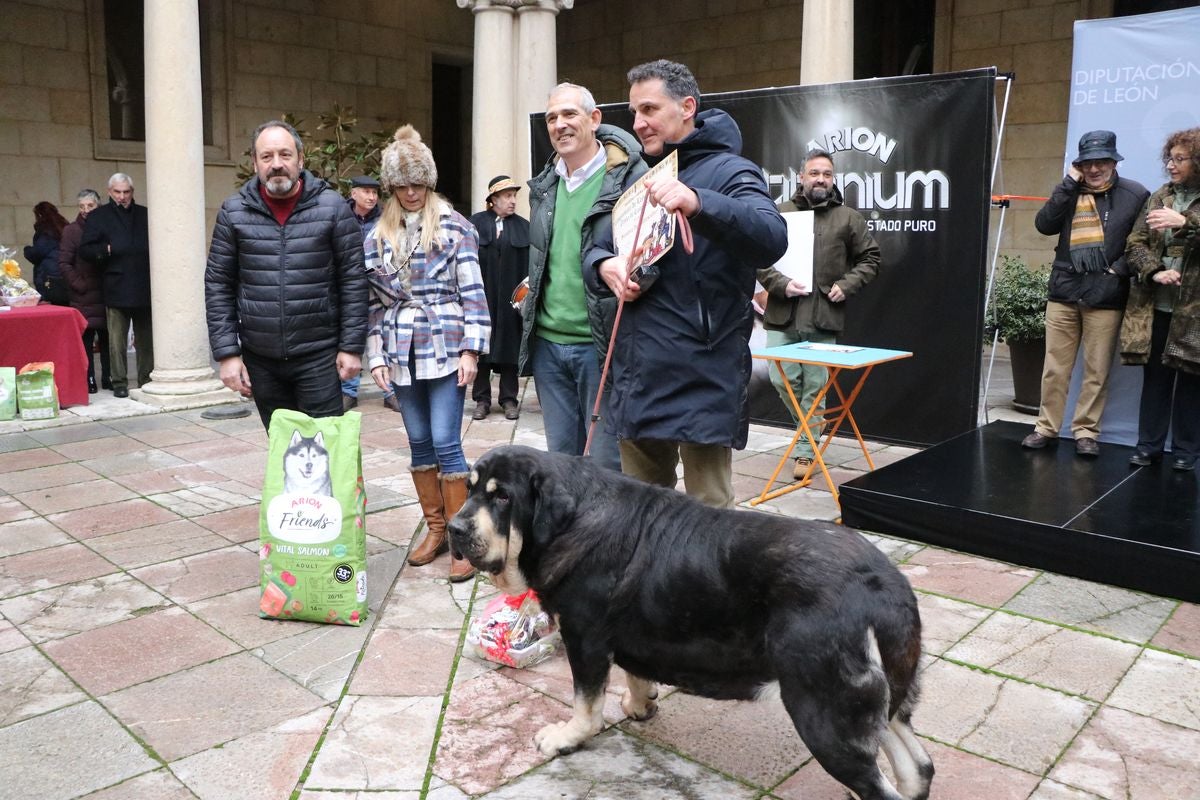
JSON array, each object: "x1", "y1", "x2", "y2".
[{"x1": 447, "y1": 445, "x2": 933, "y2": 800}]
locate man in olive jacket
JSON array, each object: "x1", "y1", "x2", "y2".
[
  {"x1": 205, "y1": 120, "x2": 368, "y2": 428},
  {"x1": 757, "y1": 149, "x2": 880, "y2": 477}
]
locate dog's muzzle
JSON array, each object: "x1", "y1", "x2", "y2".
[{"x1": 447, "y1": 515, "x2": 503, "y2": 573}]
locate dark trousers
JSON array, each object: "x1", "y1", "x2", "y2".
[
  {"x1": 242, "y1": 348, "x2": 344, "y2": 430},
  {"x1": 82, "y1": 328, "x2": 111, "y2": 386},
  {"x1": 107, "y1": 306, "x2": 153, "y2": 389},
  {"x1": 1137, "y1": 310, "x2": 1200, "y2": 458},
  {"x1": 471, "y1": 362, "x2": 519, "y2": 407}
]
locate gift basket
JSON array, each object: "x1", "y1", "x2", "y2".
[
  {"x1": 466, "y1": 589, "x2": 560, "y2": 668},
  {"x1": 1, "y1": 246, "x2": 40, "y2": 307}
]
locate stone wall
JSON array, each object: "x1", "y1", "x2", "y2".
[
  {"x1": 557, "y1": 0, "x2": 804, "y2": 107},
  {"x1": 555, "y1": 0, "x2": 1114, "y2": 269},
  {"x1": 0, "y1": 0, "x2": 473, "y2": 277},
  {"x1": 0, "y1": 0, "x2": 1122, "y2": 278}
]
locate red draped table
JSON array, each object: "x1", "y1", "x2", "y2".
[{"x1": 0, "y1": 304, "x2": 90, "y2": 407}]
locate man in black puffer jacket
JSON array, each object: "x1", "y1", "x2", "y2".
[{"x1": 205, "y1": 120, "x2": 368, "y2": 428}]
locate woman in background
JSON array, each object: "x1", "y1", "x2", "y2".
[
  {"x1": 58, "y1": 189, "x2": 110, "y2": 393},
  {"x1": 23, "y1": 201, "x2": 70, "y2": 307},
  {"x1": 1121, "y1": 127, "x2": 1200, "y2": 471},
  {"x1": 364, "y1": 125, "x2": 490, "y2": 582}
]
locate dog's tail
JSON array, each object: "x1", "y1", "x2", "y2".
[{"x1": 872, "y1": 626, "x2": 935, "y2": 800}]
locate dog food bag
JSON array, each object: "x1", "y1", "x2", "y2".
[
  {"x1": 466, "y1": 590, "x2": 560, "y2": 668},
  {"x1": 259, "y1": 408, "x2": 368, "y2": 626},
  {"x1": 16, "y1": 362, "x2": 58, "y2": 420},
  {"x1": 0, "y1": 367, "x2": 15, "y2": 421}
]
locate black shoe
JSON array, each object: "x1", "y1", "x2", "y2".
[
  {"x1": 1129, "y1": 446, "x2": 1157, "y2": 467},
  {"x1": 87, "y1": 376, "x2": 97, "y2": 394},
  {"x1": 101, "y1": 377, "x2": 112, "y2": 390},
  {"x1": 1075, "y1": 437, "x2": 1099, "y2": 458},
  {"x1": 113, "y1": 387, "x2": 129, "y2": 398},
  {"x1": 471, "y1": 401, "x2": 490, "y2": 421},
  {"x1": 502, "y1": 401, "x2": 520, "y2": 420},
  {"x1": 1021, "y1": 432, "x2": 1051, "y2": 449},
  {"x1": 1172, "y1": 455, "x2": 1196, "y2": 472}
]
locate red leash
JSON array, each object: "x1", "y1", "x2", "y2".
[{"x1": 583, "y1": 201, "x2": 694, "y2": 456}]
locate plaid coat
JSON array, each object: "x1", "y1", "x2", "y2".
[{"x1": 364, "y1": 199, "x2": 490, "y2": 386}]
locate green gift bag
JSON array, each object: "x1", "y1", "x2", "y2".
[
  {"x1": 259, "y1": 409, "x2": 368, "y2": 626},
  {"x1": 0, "y1": 367, "x2": 15, "y2": 421},
  {"x1": 16, "y1": 362, "x2": 58, "y2": 421}
]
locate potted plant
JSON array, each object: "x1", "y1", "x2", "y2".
[{"x1": 986, "y1": 255, "x2": 1050, "y2": 414}]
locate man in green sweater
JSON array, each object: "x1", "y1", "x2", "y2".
[{"x1": 517, "y1": 82, "x2": 646, "y2": 471}]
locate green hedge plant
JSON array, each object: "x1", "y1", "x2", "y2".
[{"x1": 986, "y1": 255, "x2": 1050, "y2": 344}]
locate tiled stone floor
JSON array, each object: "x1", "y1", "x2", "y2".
[{"x1": 0, "y1": 367, "x2": 1198, "y2": 800}]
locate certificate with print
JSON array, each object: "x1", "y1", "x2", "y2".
[{"x1": 612, "y1": 150, "x2": 678, "y2": 270}]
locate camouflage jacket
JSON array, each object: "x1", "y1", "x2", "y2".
[{"x1": 1119, "y1": 183, "x2": 1200, "y2": 373}]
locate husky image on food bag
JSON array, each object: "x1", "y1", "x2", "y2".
[
  {"x1": 259, "y1": 409, "x2": 368, "y2": 625},
  {"x1": 283, "y1": 431, "x2": 333, "y2": 496}
]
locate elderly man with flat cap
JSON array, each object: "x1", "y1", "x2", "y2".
[
  {"x1": 468, "y1": 175, "x2": 529, "y2": 420},
  {"x1": 1021, "y1": 130, "x2": 1149, "y2": 457}
]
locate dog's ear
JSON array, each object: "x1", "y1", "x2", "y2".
[
  {"x1": 530, "y1": 457, "x2": 577, "y2": 544},
  {"x1": 289, "y1": 430, "x2": 301, "y2": 447},
  {"x1": 313, "y1": 431, "x2": 324, "y2": 448}
]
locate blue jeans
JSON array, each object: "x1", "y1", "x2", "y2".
[
  {"x1": 531, "y1": 337, "x2": 621, "y2": 472},
  {"x1": 393, "y1": 373, "x2": 469, "y2": 473},
  {"x1": 342, "y1": 376, "x2": 393, "y2": 399}
]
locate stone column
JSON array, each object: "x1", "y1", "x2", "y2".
[
  {"x1": 515, "y1": 0, "x2": 571, "y2": 209},
  {"x1": 459, "y1": 0, "x2": 519, "y2": 213},
  {"x1": 138, "y1": 0, "x2": 230, "y2": 407},
  {"x1": 800, "y1": 0, "x2": 854, "y2": 85}
]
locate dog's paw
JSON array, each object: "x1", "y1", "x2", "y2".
[
  {"x1": 621, "y1": 687, "x2": 659, "y2": 721},
  {"x1": 534, "y1": 721, "x2": 587, "y2": 756}
]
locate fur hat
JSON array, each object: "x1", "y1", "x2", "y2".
[{"x1": 380, "y1": 125, "x2": 437, "y2": 191}]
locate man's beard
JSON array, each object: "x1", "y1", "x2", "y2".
[
  {"x1": 264, "y1": 173, "x2": 298, "y2": 197},
  {"x1": 805, "y1": 185, "x2": 830, "y2": 204}
]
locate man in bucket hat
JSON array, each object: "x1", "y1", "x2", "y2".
[
  {"x1": 1020, "y1": 130, "x2": 1148, "y2": 457},
  {"x1": 469, "y1": 175, "x2": 529, "y2": 420}
]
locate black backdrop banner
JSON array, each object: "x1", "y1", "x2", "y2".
[{"x1": 531, "y1": 68, "x2": 995, "y2": 447}]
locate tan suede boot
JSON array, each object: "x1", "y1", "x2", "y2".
[
  {"x1": 407, "y1": 465, "x2": 447, "y2": 566},
  {"x1": 441, "y1": 472, "x2": 476, "y2": 582}
]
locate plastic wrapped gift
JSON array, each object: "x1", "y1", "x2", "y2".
[
  {"x1": 466, "y1": 589, "x2": 560, "y2": 668},
  {"x1": 1, "y1": 249, "x2": 39, "y2": 305}
]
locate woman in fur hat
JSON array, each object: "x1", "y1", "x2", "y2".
[{"x1": 365, "y1": 125, "x2": 491, "y2": 582}]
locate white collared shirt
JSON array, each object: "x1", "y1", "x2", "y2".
[{"x1": 555, "y1": 142, "x2": 606, "y2": 192}]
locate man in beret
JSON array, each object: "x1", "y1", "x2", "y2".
[{"x1": 468, "y1": 175, "x2": 529, "y2": 420}]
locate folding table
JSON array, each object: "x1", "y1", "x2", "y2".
[{"x1": 749, "y1": 342, "x2": 912, "y2": 509}]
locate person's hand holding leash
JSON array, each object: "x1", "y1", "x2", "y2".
[
  {"x1": 599, "y1": 254, "x2": 644, "y2": 302},
  {"x1": 644, "y1": 177, "x2": 699, "y2": 218}
]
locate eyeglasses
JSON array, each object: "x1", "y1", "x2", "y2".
[{"x1": 1164, "y1": 156, "x2": 1191, "y2": 167}]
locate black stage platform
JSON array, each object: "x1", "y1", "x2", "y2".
[{"x1": 840, "y1": 420, "x2": 1200, "y2": 603}]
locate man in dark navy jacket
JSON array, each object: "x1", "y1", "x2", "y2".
[
  {"x1": 591, "y1": 60, "x2": 787, "y2": 508},
  {"x1": 205, "y1": 120, "x2": 368, "y2": 428}
]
